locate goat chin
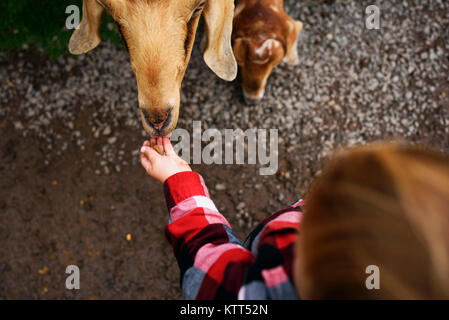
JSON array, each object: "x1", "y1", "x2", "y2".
[{"x1": 243, "y1": 89, "x2": 265, "y2": 103}]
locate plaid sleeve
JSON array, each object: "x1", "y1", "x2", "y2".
[
  {"x1": 163, "y1": 171, "x2": 304, "y2": 300},
  {"x1": 163, "y1": 171, "x2": 255, "y2": 299},
  {"x1": 239, "y1": 200, "x2": 304, "y2": 299}
]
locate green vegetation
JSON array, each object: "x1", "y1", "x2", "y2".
[{"x1": 1, "y1": 0, "x2": 122, "y2": 58}]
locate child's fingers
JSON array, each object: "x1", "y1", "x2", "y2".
[
  {"x1": 140, "y1": 145, "x2": 159, "y2": 164},
  {"x1": 140, "y1": 141, "x2": 152, "y2": 172},
  {"x1": 162, "y1": 137, "x2": 175, "y2": 156},
  {"x1": 150, "y1": 137, "x2": 157, "y2": 147},
  {"x1": 140, "y1": 151, "x2": 152, "y2": 173},
  {"x1": 157, "y1": 136, "x2": 163, "y2": 151}
]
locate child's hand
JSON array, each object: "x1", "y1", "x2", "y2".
[{"x1": 140, "y1": 136, "x2": 192, "y2": 183}]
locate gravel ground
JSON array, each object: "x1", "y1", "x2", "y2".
[{"x1": 1, "y1": 0, "x2": 448, "y2": 299}]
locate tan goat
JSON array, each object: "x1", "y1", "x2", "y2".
[
  {"x1": 232, "y1": 0, "x2": 303, "y2": 101},
  {"x1": 69, "y1": 0, "x2": 237, "y2": 137}
]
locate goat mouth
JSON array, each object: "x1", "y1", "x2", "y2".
[
  {"x1": 243, "y1": 89, "x2": 265, "y2": 103},
  {"x1": 143, "y1": 112, "x2": 174, "y2": 137}
]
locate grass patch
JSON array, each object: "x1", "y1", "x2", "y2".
[{"x1": 1, "y1": 0, "x2": 122, "y2": 58}]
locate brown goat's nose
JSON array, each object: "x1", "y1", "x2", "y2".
[
  {"x1": 149, "y1": 117, "x2": 166, "y2": 128},
  {"x1": 144, "y1": 108, "x2": 172, "y2": 130}
]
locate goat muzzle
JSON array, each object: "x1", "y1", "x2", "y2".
[{"x1": 141, "y1": 108, "x2": 173, "y2": 133}]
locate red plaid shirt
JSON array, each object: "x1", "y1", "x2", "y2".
[{"x1": 163, "y1": 171, "x2": 304, "y2": 300}]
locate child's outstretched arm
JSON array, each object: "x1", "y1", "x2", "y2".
[
  {"x1": 140, "y1": 137, "x2": 303, "y2": 300},
  {"x1": 140, "y1": 137, "x2": 255, "y2": 299}
]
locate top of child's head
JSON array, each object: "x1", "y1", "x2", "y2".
[{"x1": 294, "y1": 142, "x2": 449, "y2": 299}]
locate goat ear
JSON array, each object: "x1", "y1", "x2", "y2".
[
  {"x1": 295, "y1": 20, "x2": 304, "y2": 33},
  {"x1": 232, "y1": 38, "x2": 247, "y2": 67},
  {"x1": 284, "y1": 20, "x2": 303, "y2": 65},
  {"x1": 68, "y1": 0, "x2": 104, "y2": 55},
  {"x1": 202, "y1": 0, "x2": 238, "y2": 81}
]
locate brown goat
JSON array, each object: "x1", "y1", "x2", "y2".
[
  {"x1": 69, "y1": 0, "x2": 237, "y2": 137},
  {"x1": 232, "y1": 0, "x2": 303, "y2": 101}
]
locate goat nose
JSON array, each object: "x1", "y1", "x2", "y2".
[
  {"x1": 147, "y1": 109, "x2": 172, "y2": 130},
  {"x1": 149, "y1": 118, "x2": 166, "y2": 130}
]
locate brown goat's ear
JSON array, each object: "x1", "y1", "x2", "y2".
[
  {"x1": 232, "y1": 38, "x2": 247, "y2": 67},
  {"x1": 296, "y1": 20, "x2": 304, "y2": 33},
  {"x1": 202, "y1": 0, "x2": 238, "y2": 81},
  {"x1": 284, "y1": 19, "x2": 303, "y2": 65},
  {"x1": 68, "y1": 0, "x2": 104, "y2": 55}
]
